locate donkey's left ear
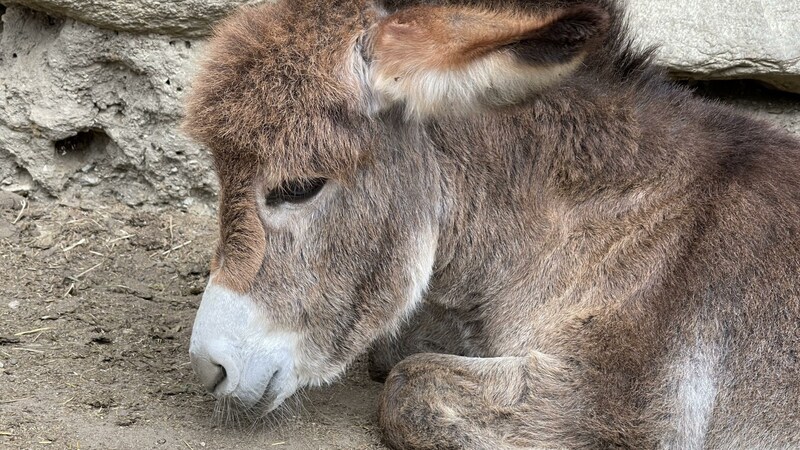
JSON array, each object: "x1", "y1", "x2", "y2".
[{"x1": 364, "y1": 4, "x2": 610, "y2": 119}]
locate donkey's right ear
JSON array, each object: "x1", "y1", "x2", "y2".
[{"x1": 359, "y1": 3, "x2": 610, "y2": 119}]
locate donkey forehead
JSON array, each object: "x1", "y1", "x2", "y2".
[{"x1": 184, "y1": 0, "x2": 372, "y2": 181}]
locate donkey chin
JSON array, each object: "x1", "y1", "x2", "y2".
[{"x1": 189, "y1": 282, "x2": 301, "y2": 413}]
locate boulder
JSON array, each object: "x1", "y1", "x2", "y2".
[
  {"x1": 0, "y1": 4, "x2": 217, "y2": 207},
  {"x1": 625, "y1": 0, "x2": 800, "y2": 93},
  {"x1": 1, "y1": 0, "x2": 268, "y2": 37}
]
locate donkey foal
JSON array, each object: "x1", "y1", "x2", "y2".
[{"x1": 184, "y1": 0, "x2": 800, "y2": 448}]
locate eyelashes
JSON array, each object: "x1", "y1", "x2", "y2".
[{"x1": 265, "y1": 178, "x2": 328, "y2": 207}]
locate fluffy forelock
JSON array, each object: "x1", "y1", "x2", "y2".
[{"x1": 183, "y1": 0, "x2": 373, "y2": 182}]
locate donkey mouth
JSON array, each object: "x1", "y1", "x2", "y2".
[
  {"x1": 251, "y1": 369, "x2": 282, "y2": 410},
  {"x1": 210, "y1": 368, "x2": 300, "y2": 426},
  {"x1": 208, "y1": 354, "x2": 299, "y2": 413}
]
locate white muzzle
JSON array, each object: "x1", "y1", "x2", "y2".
[{"x1": 189, "y1": 282, "x2": 299, "y2": 411}]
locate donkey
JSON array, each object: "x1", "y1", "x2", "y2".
[{"x1": 184, "y1": 0, "x2": 800, "y2": 448}]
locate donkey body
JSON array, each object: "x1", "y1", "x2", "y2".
[{"x1": 184, "y1": 0, "x2": 800, "y2": 448}]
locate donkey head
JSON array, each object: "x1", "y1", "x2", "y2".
[{"x1": 184, "y1": 0, "x2": 610, "y2": 414}]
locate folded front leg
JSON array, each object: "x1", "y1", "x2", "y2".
[
  {"x1": 379, "y1": 353, "x2": 594, "y2": 450},
  {"x1": 368, "y1": 302, "x2": 467, "y2": 382}
]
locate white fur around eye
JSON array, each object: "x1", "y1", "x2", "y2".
[{"x1": 257, "y1": 182, "x2": 333, "y2": 235}]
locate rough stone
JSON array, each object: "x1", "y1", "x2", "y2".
[
  {"x1": 0, "y1": 217, "x2": 16, "y2": 239},
  {"x1": 625, "y1": 0, "x2": 800, "y2": 93},
  {"x1": 2, "y1": 0, "x2": 268, "y2": 37},
  {"x1": 0, "y1": 4, "x2": 218, "y2": 206},
  {"x1": 0, "y1": 190, "x2": 25, "y2": 210}
]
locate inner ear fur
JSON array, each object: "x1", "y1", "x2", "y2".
[{"x1": 367, "y1": 3, "x2": 611, "y2": 119}]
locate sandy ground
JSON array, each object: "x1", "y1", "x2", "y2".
[{"x1": 0, "y1": 195, "x2": 386, "y2": 450}]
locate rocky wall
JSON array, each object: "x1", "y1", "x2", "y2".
[
  {"x1": 1, "y1": 0, "x2": 265, "y2": 37},
  {"x1": 0, "y1": 1, "x2": 798, "y2": 208},
  {"x1": 0, "y1": 4, "x2": 222, "y2": 208},
  {"x1": 625, "y1": 0, "x2": 800, "y2": 94}
]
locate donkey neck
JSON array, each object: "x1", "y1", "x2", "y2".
[{"x1": 422, "y1": 77, "x2": 705, "y2": 319}]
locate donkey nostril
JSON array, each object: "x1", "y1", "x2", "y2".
[
  {"x1": 192, "y1": 356, "x2": 229, "y2": 394},
  {"x1": 210, "y1": 363, "x2": 227, "y2": 392}
]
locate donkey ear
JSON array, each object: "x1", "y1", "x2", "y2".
[{"x1": 367, "y1": 4, "x2": 610, "y2": 119}]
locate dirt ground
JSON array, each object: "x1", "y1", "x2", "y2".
[{"x1": 0, "y1": 194, "x2": 386, "y2": 450}]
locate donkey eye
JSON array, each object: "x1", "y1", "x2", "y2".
[{"x1": 265, "y1": 178, "x2": 327, "y2": 206}]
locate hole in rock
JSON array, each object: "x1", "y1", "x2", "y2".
[{"x1": 54, "y1": 130, "x2": 112, "y2": 170}]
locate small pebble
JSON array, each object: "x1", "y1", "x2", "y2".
[
  {"x1": 9, "y1": 359, "x2": 18, "y2": 365},
  {"x1": 8, "y1": 300, "x2": 20, "y2": 310},
  {"x1": 157, "y1": 439, "x2": 166, "y2": 445}
]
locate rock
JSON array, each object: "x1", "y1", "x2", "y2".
[
  {"x1": 0, "y1": 217, "x2": 18, "y2": 240},
  {"x1": 626, "y1": 0, "x2": 800, "y2": 93},
  {"x1": 0, "y1": 5, "x2": 219, "y2": 206},
  {"x1": 2, "y1": 0, "x2": 270, "y2": 38},
  {"x1": 0, "y1": 191, "x2": 25, "y2": 211}
]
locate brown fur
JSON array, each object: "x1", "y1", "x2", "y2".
[
  {"x1": 184, "y1": 0, "x2": 800, "y2": 448},
  {"x1": 373, "y1": 5, "x2": 607, "y2": 70}
]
